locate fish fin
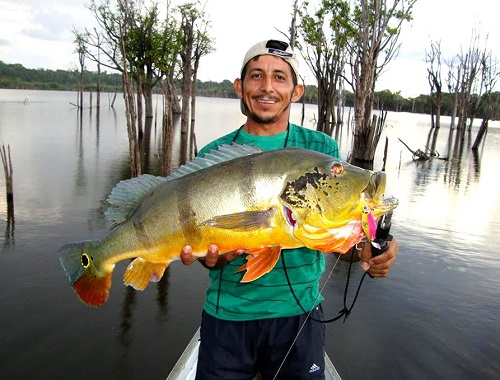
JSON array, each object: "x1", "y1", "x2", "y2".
[
  {"x1": 105, "y1": 174, "x2": 167, "y2": 227},
  {"x1": 72, "y1": 270, "x2": 112, "y2": 307},
  {"x1": 123, "y1": 257, "x2": 169, "y2": 291},
  {"x1": 199, "y1": 208, "x2": 275, "y2": 230},
  {"x1": 105, "y1": 144, "x2": 262, "y2": 227},
  {"x1": 237, "y1": 246, "x2": 282, "y2": 282},
  {"x1": 168, "y1": 144, "x2": 263, "y2": 180},
  {"x1": 58, "y1": 240, "x2": 112, "y2": 307}
]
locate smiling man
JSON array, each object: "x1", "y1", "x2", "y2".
[{"x1": 181, "y1": 39, "x2": 399, "y2": 380}]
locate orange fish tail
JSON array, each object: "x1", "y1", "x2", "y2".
[
  {"x1": 72, "y1": 270, "x2": 112, "y2": 307},
  {"x1": 58, "y1": 240, "x2": 112, "y2": 307}
]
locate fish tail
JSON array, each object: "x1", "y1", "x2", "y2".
[{"x1": 58, "y1": 241, "x2": 112, "y2": 307}]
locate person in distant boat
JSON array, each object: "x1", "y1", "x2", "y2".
[{"x1": 180, "y1": 39, "x2": 398, "y2": 380}]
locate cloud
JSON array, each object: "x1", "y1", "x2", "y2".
[{"x1": 21, "y1": 8, "x2": 77, "y2": 41}]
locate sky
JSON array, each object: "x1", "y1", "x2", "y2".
[{"x1": 1, "y1": 0, "x2": 498, "y2": 98}]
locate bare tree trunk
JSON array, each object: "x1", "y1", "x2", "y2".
[
  {"x1": 1, "y1": 144, "x2": 14, "y2": 239},
  {"x1": 167, "y1": 74, "x2": 181, "y2": 114},
  {"x1": 1, "y1": 144, "x2": 13, "y2": 203},
  {"x1": 96, "y1": 46, "x2": 101, "y2": 110},
  {"x1": 136, "y1": 74, "x2": 144, "y2": 142},
  {"x1": 159, "y1": 80, "x2": 174, "y2": 176},
  {"x1": 190, "y1": 70, "x2": 198, "y2": 158},
  {"x1": 472, "y1": 109, "x2": 491, "y2": 151},
  {"x1": 120, "y1": 34, "x2": 141, "y2": 177}
]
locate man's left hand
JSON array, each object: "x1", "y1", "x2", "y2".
[{"x1": 358, "y1": 238, "x2": 398, "y2": 277}]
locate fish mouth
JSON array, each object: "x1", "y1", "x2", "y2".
[
  {"x1": 283, "y1": 205, "x2": 297, "y2": 228},
  {"x1": 362, "y1": 172, "x2": 399, "y2": 216},
  {"x1": 364, "y1": 171, "x2": 386, "y2": 200},
  {"x1": 370, "y1": 195, "x2": 399, "y2": 216}
]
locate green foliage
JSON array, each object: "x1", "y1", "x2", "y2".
[
  {"x1": 0, "y1": 60, "x2": 122, "y2": 91},
  {"x1": 2, "y1": 60, "x2": 498, "y2": 120}
]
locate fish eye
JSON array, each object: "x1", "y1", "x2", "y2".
[
  {"x1": 81, "y1": 253, "x2": 91, "y2": 268},
  {"x1": 331, "y1": 163, "x2": 344, "y2": 175}
]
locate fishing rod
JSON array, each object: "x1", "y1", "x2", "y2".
[
  {"x1": 370, "y1": 211, "x2": 393, "y2": 255},
  {"x1": 369, "y1": 210, "x2": 393, "y2": 277}
]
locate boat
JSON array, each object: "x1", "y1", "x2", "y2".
[{"x1": 166, "y1": 328, "x2": 342, "y2": 380}]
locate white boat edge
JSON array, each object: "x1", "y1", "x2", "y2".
[{"x1": 166, "y1": 328, "x2": 342, "y2": 380}]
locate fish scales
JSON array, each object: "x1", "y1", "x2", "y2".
[{"x1": 58, "y1": 144, "x2": 398, "y2": 307}]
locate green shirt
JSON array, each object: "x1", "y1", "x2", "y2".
[{"x1": 198, "y1": 123, "x2": 341, "y2": 321}]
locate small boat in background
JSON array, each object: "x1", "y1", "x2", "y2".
[{"x1": 166, "y1": 328, "x2": 342, "y2": 380}]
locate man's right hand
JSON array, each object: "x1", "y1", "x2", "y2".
[{"x1": 180, "y1": 244, "x2": 245, "y2": 268}]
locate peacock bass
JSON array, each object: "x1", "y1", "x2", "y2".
[{"x1": 58, "y1": 144, "x2": 398, "y2": 307}]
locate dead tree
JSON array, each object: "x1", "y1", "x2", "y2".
[
  {"x1": 426, "y1": 41, "x2": 443, "y2": 129},
  {"x1": 1, "y1": 144, "x2": 13, "y2": 203},
  {"x1": 1, "y1": 144, "x2": 14, "y2": 239}
]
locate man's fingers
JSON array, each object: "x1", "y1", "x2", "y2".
[
  {"x1": 180, "y1": 245, "x2": 198, "y2": 265},
  {"x1": 358, "y1": 238, "x2": 398, "y2": 278},
  {"x1": 225, "y1": 249, "x2": 245, "y2": 262},
  {"x1": 203, "y1": 244, "x2": 220, "y2": 267},
  {"x1": 181, "y1": 245, "x2": 245, "y2": 268}
]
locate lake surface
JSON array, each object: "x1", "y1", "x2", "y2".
[{"x1": 0, "y1": 89, "x2": 499, "y2": 380}]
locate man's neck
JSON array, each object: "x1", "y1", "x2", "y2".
[{"x1": 243, "y1": 120, "x2": 289, "y2": 136}]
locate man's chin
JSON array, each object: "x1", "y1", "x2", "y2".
[{"x1": 247, "y1": 111, "x2": 279, "y2": 124}]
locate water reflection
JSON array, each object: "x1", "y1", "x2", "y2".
[
  {"x1": 155, "y1": 267, "x2": 171, "y2": 319},
  {"x1": 119, "y1": 285, "x2": 137, "y2": 348},
  {"x1": 0, "y1": 90, "x2": 499, "y2": 380},
  {"x1": 4, "y1": 200, "x2": 14, "y2": 245}
]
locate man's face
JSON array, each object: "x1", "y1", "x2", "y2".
[{"x1": 235, "y1": 55, "x2": 303, "y2": 124}]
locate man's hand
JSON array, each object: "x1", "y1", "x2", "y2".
[
  {"x1": 357, "y1": 237, "x2": 398, "y2": 277},
  {"x1": 180, "y1": 244, "x2": 245, "y2": 268}
]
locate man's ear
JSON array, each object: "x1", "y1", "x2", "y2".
[
  {"x1": 292, "y1": 84, "x2": 305, "y2": 102},
  {"x1": 233, "y1": 78, "x2": 243, "y2": 99}
]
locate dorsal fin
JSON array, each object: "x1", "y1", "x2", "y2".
[
  {"x1": 105, "y1": 174, "x2": 167, "y2": 227},
  {"x1": 104, "y1": 144, "x2": 262, "y2": 227},
  {"x1": 167, "y1": 143, "x2": 262, "y2": 180}
]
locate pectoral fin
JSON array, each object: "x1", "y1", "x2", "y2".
[
  {"x1": 236, "y1": 246, "x2": 282, "y2": 282},
  {"x1": 123, "y1": 257, "x2": 169, "y2": 291},
  {"x1": 199, "y1": 208, "x2": 275, "y2": 231}
]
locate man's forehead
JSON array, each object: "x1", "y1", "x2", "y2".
[{"x1": 245, "y1": 55, "x2": 293, "y2": 74}]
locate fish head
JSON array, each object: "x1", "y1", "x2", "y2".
[{"x1": 280, "y1": 158, "x2": 398, "y2": 253}]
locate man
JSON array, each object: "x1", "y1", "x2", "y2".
[{"x1": 181, "y1": 39, "x2": 398, "y2": 380}]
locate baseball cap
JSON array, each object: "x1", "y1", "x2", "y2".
[{"x1": 241, "y1": 39, "x2": 299, "y2": 79}]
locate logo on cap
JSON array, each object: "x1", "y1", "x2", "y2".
[{"x1": 268, "y1": 48, "x2": 294, "y2": 59}]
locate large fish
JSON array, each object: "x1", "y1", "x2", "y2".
[{"x1": 58, "y1": 144, "x2": 397, "y2": 307}]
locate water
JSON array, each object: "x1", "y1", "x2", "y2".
[{"x1": 0, "y1": 89, "x2": 499, "y2": 380}]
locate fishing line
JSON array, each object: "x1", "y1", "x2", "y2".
[
  {"x1": 272, "y1": 252, "x2": 341, "y2": 380},
  {"x1": 274, "y1": 246, "x2": 371, "y2": 379}
]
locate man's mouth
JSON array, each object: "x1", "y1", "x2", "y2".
[{"x1": 254, "y1": 97, "x2": 279, "y2": 105}]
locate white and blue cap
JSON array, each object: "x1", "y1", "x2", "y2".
[
  {"x1": 239, "y1": 40, "x2": 299, "y2": 115},
  {"x1": 240, "y1": 39, "x2": 299, "y2": 79}
]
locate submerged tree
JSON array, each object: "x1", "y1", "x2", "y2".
[
  {"x1": 347, "y1": 0, "x2": 417, "y2": 166},
  {"x1": 426, "y1": 40, "x2": 443, "y2": 129},
  {"x1": 446, "y1": 28, "x2": 499, "y2": 149},
  {"x1": 76, "y1": 0, "x2": 213, "y2": 173},
  {"x1": 295, "y1": 0, "x2": 352, "y2": 135},
  {"x1": 295, "y1": 0, "x2": 417, "y2": 166},
  {"x1": 176, "y1": 2, "x2": 214, "y2": 162}
]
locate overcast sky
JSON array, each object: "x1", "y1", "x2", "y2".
[{"x1": 1, "y1": 0, "x2": 498, "y2": 97}]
